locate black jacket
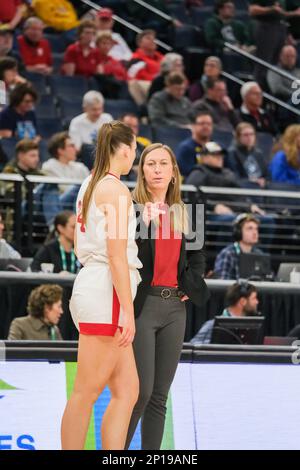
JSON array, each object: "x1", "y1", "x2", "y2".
[{"x1": 133, "y1": 203, "x2": 210, "y2": 318}]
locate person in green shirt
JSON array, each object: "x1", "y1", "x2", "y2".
[
  {"x1": 8, "y1": 283, "x2": 63, "y2": 340},
  {"x1": 204, "y1": 0, "x2": 251, "y2": 54}
]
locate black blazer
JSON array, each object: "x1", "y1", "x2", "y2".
[{"x1": 133, "y1": 203, "x2": 210, "y2": 318}]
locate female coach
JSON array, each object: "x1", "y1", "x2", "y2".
[{"x1": 125, "y1": 143, "x2": 209, "y2": 449}]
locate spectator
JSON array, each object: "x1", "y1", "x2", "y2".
[
  {"x1": 204, "y1": 0, "x2": 251, "y2": 54},
  {"x1": 0, "y1": 0, "x2": 25, "y2": 30},
  {"x1": 17, "y1": 17, "x2": 53, "y2": 75},
  {"x1": 185, "y1": 141, "x2": 266, "y2": 217},
  {"x1": 95, "y1": 31, "x2": 128, "y2": 82},
  {"x1": 226, "y1": 122, "x2": 269, "y2": 187},
  {"x1": 176, "y1": 111, "x2": 214, "y2": 177},
  {"x1": 119, "y1": 112, "x2": 151, "y2": 180},
  {"x1": 191, "y1": 282, "x2": 259, "y2": 344},
  {"x1": 0, "y1": 82, "x2": 39, "y2": 139},
  {"x1": 148, "y1": 71, "x2": 191, "y2": 128},
  {"x1": 31, "y1": 0, "x2": 79, "y2": 33},
  {"x1": 128, "y1": 29, "x2": 164, "y2": 105},
  {"x1": 192, "y1": 78, "x2": 239, "y2": 131},
  {"x1": 286, "y1": 0, "x2": 300, "y2": 40},
  {"x1": 69, "y1": 90, "x2": 113, "y2": 151},
  {"x1": 214, "y1": 213, "x2": 263, "y2": 280},
  {"x1": 249, "y1": 0, "x2": 288, "y2": 85},
  {"x1": 62, "y1": 20, "x2": 99, "y2": 77},
  {"x1": 42, "y1": 131, "x2": 89, "y2": 193},
  {"x1": 148, "y1": 52, "x2": 184, "y2": 99},
  {"x1": 0, "y1": 212, "x2": 21, "y2": 259},
  {"x1": 3, "y1": 138, "x2": 42, "y2": 177},
  {"x1": 31, "y1": 210, "x2": 78, "y2": 274},
  {"x1": 267, "y1": 45, "x2": 300, "y2": 100},
  {"x1": 0, "y1": 57, "x2": 26, "y2": 99},
  {"x1": 236, "y1": 81, "x2": 278, "y2": 135},
  {"x1": 94, "y1": 7, "x2": 132, "y2": 61},
  {"x1": 8, "y1": 284, "x2": 63, "y2": 340},
  {"x1": 269, "y1": 124, "x2": 300, "y2": 185},
  {"x1": 189, "y1": 56, "x2": 222, "y2": 102},
  {"x1": 0, "y1": 25, "x2": 14, "y2": 60}
]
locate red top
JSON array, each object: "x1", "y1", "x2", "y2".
[
  {"x1": 17, "y1": 35, "x2": 53, "y2": 67},
  {"x1": 151, "y1": 210, "x2": 182, "y2": 288},
  {"x1": 131, "y1": 48, "x2": 164, "y2": 81},
  {"x1": 0, "y1": 0, "x2": 21, "y2": 23},
  {"x1": 98, "y1": 53, "x2": 128, "y2": 81},
  {"x1": 63, "y1": 42, "x2": 101, "y2": 77}
]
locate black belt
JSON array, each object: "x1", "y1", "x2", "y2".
[{"x1": 148, "y1": 286, "x2": 185, "y2": 299}]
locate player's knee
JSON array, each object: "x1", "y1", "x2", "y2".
[{"x1": 75, "y1": 381, "x2": 102, "y2": 405}]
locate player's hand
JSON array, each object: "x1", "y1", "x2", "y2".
[{"x1": 118, "y1": 311, "x2": 135, "y2": 347}]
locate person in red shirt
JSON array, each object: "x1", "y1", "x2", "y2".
[
  {"x1": 17, "y1": 17, "x2": 53, "y2": 75},
  {"x1": 128, "y1": 29, "x2": 164, "y2": 105},
  {"x1": 95, "y1": 31, "x2": 128, "y2": 82},
  {"x1": 0, "y1": 0, "x2": 25, "y2": 30},
  {"x1": 63, "y1": 19, "x2": 100, "y2": 78}
]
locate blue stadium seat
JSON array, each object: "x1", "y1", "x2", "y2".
[
  {"x1": 38, "y1": 118, "x2": 63, "y2": 139},
  {"x1": 44, "y1": 34, "x2": 68, "y2": 54},
  {"x1": 256, "y1": 132, "x2": 274, "y2": 162},
  {"x1": 23, "y1": 71, "x2": 48, "y2": 95},
  {"x1": 0, "y1": 137, "x2": 18, "y2": 163},
  {"x1": 35, "y1": 95, "x2": 58, "y2": 119},
  {"x1": 173, "y1": 25, "x2": 198, "y2": 49},
  {"x1": 104, "y1": 99, "x2": 139, "y2": 119},
  {"x1": 166, "y1": 3, "x2": 190, "y2": 23},
  {"x1": 152, "y1": 126, "x2": 191, "y2": 150},
  {"x1": 212, "y1": 129, "x2": 233, "y2": 150},
  {"x1": 58, "y1": 97, "x2": 82, "y2": 123},
  {"x1": 38, "y1": 139, "x2": 50, "y2": 164},
  {"x1": 190, "y1": 7, "x2": 214, "y2": 27},
  {"x1": 48, "y1": 75, "x2": 89, "y2": 100},
  {"x1": 78, "y1": 144, "x2": 95, "y2": 171},
  {"x1": 139, "y1": 124, "x2": 153, "y2": 142}
]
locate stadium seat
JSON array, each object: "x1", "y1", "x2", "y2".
[
  {"x1": 256, "y1": 132, "x2": 274, "y2": 163},
  {"x1": 173, "y1": 25, "x2": 198, "y2": 49},
  {"x1": 152, "y1": 126, "x2": 191, "y2": 150},
  {"x1": 58, "y1": 97, "x2": 82, "y2": 122},
  {"x1": 48, "y1": 75, "x2": 89, "y2": 100},
  {"x1": 35, "y1": 95, "x2": 58, "y2": 119},
  {"x1": 212, "y1": 129, "x2": 233, "y2": 149},
  {"x1": 139, "y1": 124, "x2": 153, "y2": 142},
  {"x1": 104, "y1": 99, "x2": 139, "y2": 119},
  {"x1": 44, "y1": 33, "x2": 68, "y2": 54},
  {"x1": 0, "y1": 137, "x2": 17, "y2": 162},
  {"x1": 23, "y1": 71, "x2": 48, "y2": 95},
  {"x1": 78, "y1": 144, "x2": 95, "y2": 171},
  {"x1": 38, "y1": 118, "x2": 63, "y2": 140},
  {"x1": 190, "y1": 7, "x2": 214, "y2": 27}
]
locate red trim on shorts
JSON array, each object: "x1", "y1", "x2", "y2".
[
  {"x1": 79, "y1": 323, "x2": 123, "y2": 336},
  {"x1": 112, "y1": 287, "x2": 120, "y2": 325}
]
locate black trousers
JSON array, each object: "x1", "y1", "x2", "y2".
[{"x1": 125, "y1": 293, "x2": 186, "y2": 450}]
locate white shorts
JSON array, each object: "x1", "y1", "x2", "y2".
[{"x1": 69, "y1": 264, "x2": 140, "y2": 336}]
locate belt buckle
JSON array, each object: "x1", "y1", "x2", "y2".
[{"x1": 161, "y1": 288, "x2": 171, "y2": 299}]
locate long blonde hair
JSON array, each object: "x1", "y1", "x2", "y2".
[
  {"x1": 132, "y1": 143, "x2": 188, "y2": 234},
  {"x1": 281, "y1": 124, "x2": 300, "y2": 169},
  {"x1": 81, "y1": 121, "x2": 134, "y2": 224}
]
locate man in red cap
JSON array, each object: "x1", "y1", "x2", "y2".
[{"x1": 94, "y1": 8, "x2": 132, "y2": 61}]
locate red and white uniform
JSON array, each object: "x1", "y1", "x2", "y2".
[{"x1": 70, "y1": 173, "x2": 142, "y2": 336}]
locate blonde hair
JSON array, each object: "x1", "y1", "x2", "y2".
[
  {"x1": 81, "y1": 121, "x2": 134, "y2": 224},
  {"x1": 132, "y1": 143, "x2": 188, "y2": 234},
  {"x1": 280, "y1": 124, "x2": 300, "y2": 170},
  {"x1": 235, "y1": 122, "x2": 256, "y2": 143},
  {"x1": 96, "y1": 30, "x2": 114, "y2": 46}
]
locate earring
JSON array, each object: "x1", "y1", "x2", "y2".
[{"x1": 171, "y1": 176, "x2": 176, "y2": 185}]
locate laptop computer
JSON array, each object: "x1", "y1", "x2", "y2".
[
  {"x1": 0, "y1": 258, "x2": 32, "y2": 272},
  {"x1": 277, "y1": 263, "x2": 300, "y2": 282},
  {"x1": 239, "y1": 252, "x2": 272, "y2": 280}
]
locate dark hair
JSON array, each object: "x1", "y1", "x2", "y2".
[
  {"x1": 225, "y1": 282, "x2": 257, "y2": 308},
  {"x1": 46, "y1": 210, "x2": 75, "y2": 242},
  {"x1": 15, "y1": 138, "x2": 39, "y2": 156},
  {"x1": 206, "y1": 77, "x2": 225, "y2": 90},
  {"x1": 48, "y1": 131, "x2": 69, "y2": 159},
  {"x1": 27, "y1": 284, "x2": 63, "y2": 318},
  {"x1": 78, "y1": 19, "x2": 96, "y2": 37},
  {"x1": 81, "y1": 121, "x2": 134, "y2": 224},
  {"x1": 0, "y1": 57, "x2": 18, "y2": 81},
  {"x1": 215, "y1": 0, "x2": 233, "y2": 14},
  {"x1": 165, "y1": 72, "x2": 186, "y2": 87},
  {"x1": 136, "y1": 29, "x2": 156, "y2": 46},
  {"x1": 119, "y1": 112, "x2": 139, "y2": 121},
  {"x1": 9, "y1": 83, "x2": 38, "y2": 108},
  {"x1": 192, "y1": 110, "x2": 213, "y2": 123}
]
